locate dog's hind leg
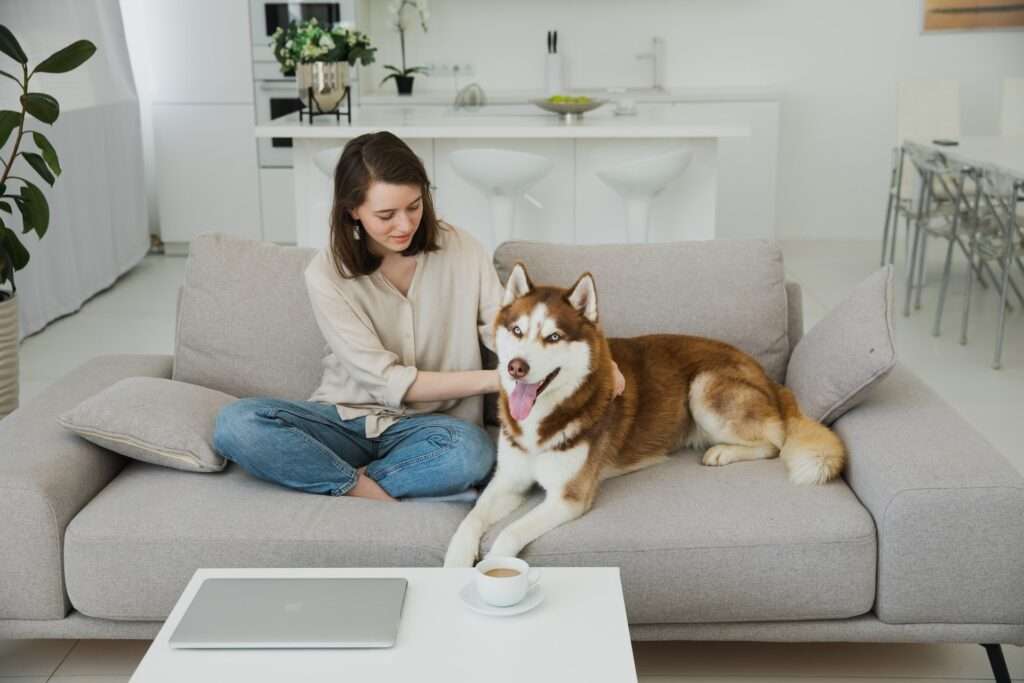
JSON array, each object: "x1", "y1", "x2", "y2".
[{"x1": 688, "y1": 372, "x2": 785, "y2": 468}]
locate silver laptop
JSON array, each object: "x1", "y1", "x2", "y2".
[{"x1": 168, "y1": 577, "x2": 408, "y2": 649}]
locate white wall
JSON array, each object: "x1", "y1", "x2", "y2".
[{"x1": 363, "y1": 0, "x2": 1024, "y2": 239}]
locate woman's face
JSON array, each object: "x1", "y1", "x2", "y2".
[{"x1": 351, "y1": 181, "x2": 423, "y2": 256}]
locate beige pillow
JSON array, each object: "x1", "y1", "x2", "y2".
[
  {"x1": 785, "y1": 266, "x2": 897, "y2": 425},
  {"x1": 57, "y1": 377, "x2": 237, "y2": 472}
]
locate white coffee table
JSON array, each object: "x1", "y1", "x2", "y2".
[{"x1": 129, "y1": 567, "x2": 637, "y2": 682}]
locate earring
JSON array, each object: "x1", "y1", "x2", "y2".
[{"x1": 352, "y1": 220, "x2": 361, "y2": 240}]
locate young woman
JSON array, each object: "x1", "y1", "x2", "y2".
[{"x1": 213, "y1": 131, "x2": 623, "y2": 502}]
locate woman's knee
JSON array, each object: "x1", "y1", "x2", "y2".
[
  {"x1": 450, "y1": 422, "x2": 497, "y2": 485},
  {"x1": 212, "y1": 398, "x2": 279, "y2": 463}
]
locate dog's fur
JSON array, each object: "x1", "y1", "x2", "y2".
[{"x1": 443, "y1": 263, "x2": 846, "y2": 567}]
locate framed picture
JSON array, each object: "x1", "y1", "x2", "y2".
[{"x1": 923, "y1": 0, "x2": 1024, "y2": 31}]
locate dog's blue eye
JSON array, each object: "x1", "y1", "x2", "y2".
[
  {"x1": 512, "y1": 326, "x2": 522, "y2": 337},
  {"x1": 546, "y1": 333, "x2": 560, "y2": 342}
]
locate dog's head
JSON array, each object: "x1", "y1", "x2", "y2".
[{"x1": 494, "y1": 262, "x2": 603, "y2": 422}]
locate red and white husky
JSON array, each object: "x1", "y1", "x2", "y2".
[{"x1": 443, "y1": 263, "x2": 846, "y2": 567}]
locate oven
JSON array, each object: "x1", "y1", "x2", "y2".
[{"x1": 254, "y1": 63, "x2": 304, "y2": 168}]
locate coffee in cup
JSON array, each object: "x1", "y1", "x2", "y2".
[{"x1": 475, "y1": 556, "x2": 540, "y2": 607}]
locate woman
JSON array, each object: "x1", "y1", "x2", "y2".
[{"x1": 213, "y1": 131, "x2": 622, "y2": 502}]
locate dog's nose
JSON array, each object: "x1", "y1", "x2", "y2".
[{"x1": 507, "y1": 358, "x2": 530, "y2": 380}]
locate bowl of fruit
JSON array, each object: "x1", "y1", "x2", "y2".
[{"x1": 531, "y1": 94, "x2": 608, "y2": 121}]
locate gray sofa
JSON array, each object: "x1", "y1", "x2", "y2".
[{"x1": 1, "y1": 234, "x2": 1022, "y2": 677}]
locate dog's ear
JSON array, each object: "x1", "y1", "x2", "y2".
[
  {"x1": 567, "y1": 272, "x2": 598, "y2": 323},
  {"x1": 502, "y1": 262, "x2": 534, "y2": 306}
]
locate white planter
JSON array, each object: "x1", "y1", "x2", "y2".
[{"x1": 0, "y1": 294, "x2": 19, "y2": 418}]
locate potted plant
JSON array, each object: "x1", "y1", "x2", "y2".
[
  {"x1": 0, "y1": 25, "x2": 96, "y2": 418},
  {"x1": 381, "y1": 0, "x2": 430, "y2": 95},
  {"x1": 271, "y1": 19, "x2": 376, "y2": 112}
]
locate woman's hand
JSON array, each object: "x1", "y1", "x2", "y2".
[{"x1": 612, "y1": 361, "x2": 625, "y2": 398}]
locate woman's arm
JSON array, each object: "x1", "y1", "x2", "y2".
[{"x1": 404, "y1": 369, "x2": 500, "y2": 403}]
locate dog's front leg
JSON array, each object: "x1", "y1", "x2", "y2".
[
  {"x1": 486, "y1": 493, "x2": 585, "y2": 559},
  {"x1": 444, "y1": 440, "x2": 534, "y2": 568}
]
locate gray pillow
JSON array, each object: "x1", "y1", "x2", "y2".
[
  {"x1": 786, "y1": 266, "x2": 896, "y2": 425},
  {"x1": 57, "y1": 377, "x2": 237, "y2": 472}
]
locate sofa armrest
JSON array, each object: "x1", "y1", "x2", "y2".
[
  {"x1": 0, "y1": 353, "x2": 173, "y2": 620},
  {"x1": 833, "y1": 363, "x2": 1024, "y2": 625}
]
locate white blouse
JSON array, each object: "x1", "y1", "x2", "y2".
[{"x1": 303, "y1": 222, "x2": 504, "y2": 438}]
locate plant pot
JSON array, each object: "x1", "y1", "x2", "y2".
[
  {"x1": 395, "y1": 75, "x2": 414, "y2": 95},
  {"x1": 297, "y1": 62, "x2": 350, "y2": 112},
  {"x1": 0, "y1": 294, "x2": 19, "y2": 418}
]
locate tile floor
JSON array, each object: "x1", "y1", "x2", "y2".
[{"x1": 2, "y1": 237, "x2": 1022, "y2": 681}]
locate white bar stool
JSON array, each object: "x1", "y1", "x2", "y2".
[
  {"x1": 448, "y1": 148, "x2": 553, "y2": 249},
  {"x1": 596, "y1": 149, "x2": 693, "y2": 243},
  {"x1": 313, "y1": 146, "x2": 343, "y2": 177}
]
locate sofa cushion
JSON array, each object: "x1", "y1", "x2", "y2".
[
  {"x1": 786, "y1": 266, "x2": 896, "y2": 424},
  {"x1": 64, "y1": 451, "x2": 875, "y2": 624},
  {"x1": 173, "y1": 234, "x2": 322, "y2": 400},
  {"x1": 57, "y1": 377, "x2": 236, "y2": 473},
  {"x1": 494, "y1": 240, "x2": 791, "y2": 382}
]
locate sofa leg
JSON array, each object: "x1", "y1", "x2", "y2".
[{"x1": 981, "y1": 643, "x2": 1011, "y2": 683}]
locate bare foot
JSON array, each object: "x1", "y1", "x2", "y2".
[{"x1": 346, "y1": 467, "x2": 397, "y2": 502}]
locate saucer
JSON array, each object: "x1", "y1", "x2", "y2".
[{"x1": 458, "y1": 580, "x2": 544, "y2": 616}]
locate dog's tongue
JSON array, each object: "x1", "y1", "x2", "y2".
[{"x1": 509, "y1": 381, "x2": 542, "y2": 421}]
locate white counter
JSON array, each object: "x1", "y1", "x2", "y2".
[
  {"x1": 254, "y1": 105, "x2": 751, "y2": 139},
  {"x1": 263, "y1": 102, "x2": 768, "y2": 250}
]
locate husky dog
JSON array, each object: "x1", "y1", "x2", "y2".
[{"x1": 443, "y1": 263, "x2": 846, "y2": 567}]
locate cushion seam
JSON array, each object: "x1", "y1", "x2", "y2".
[{"x1": 56, "y1": 418, "x2": 211, "y2": 469}]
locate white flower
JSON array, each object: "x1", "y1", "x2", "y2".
[
  {"x1": 319, "y1": 33, "x2": 336, "y2": 49},
  {"x1": 285, "y1": 39, "x2": 293, "y2": 48},
  {"x1": 346, "y1": 33, "x2": 357, "y2": 46},
  {"x1": 337, "y1": 20, "x2": 354, "y2": 30},
  {"x1": 309, "y1": 17, "x2": 318, "y2": 25}
]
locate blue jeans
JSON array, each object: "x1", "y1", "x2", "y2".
[{"x1": 212, "y1": 398, "x2": 497, "y2": 499}]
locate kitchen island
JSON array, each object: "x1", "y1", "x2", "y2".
[{"x1": 254, "y1": 103, "x2": 752, "y2": 250}]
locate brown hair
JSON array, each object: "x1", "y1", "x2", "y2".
[{"x1": 328, "y1": 131, "x2": 443, "y2": 277}]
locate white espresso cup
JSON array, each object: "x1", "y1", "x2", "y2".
[{"x1": 475, "y1": 556, "x2": 540, "y2": 607}]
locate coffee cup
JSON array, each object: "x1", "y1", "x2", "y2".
[{"x1": 474, "y1": 556, "x2": 540, "y2": 607}]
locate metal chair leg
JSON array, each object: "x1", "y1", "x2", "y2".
[
  {"x1": 915, "y1": 229, "x2": 929, "y2": 309},
  {"x1": 993, "y1": 189, "x2": 1020, "y2": 369},
  {"x1": 960, "y1": 180, "x2": 985, "y2": 345},
  {"x1": 904, "y1": 172, "x2": 930, "y2": 316},
  {"x1": 933, "y1": 172, "x2": 967, "y2": 336}
]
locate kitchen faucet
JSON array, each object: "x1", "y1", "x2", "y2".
[{"x1": 635, "y1": 36, "x2": 664, "y2": 92}]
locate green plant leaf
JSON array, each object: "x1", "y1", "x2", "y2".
[
  {"x1": 21, "y1": 93, "x2": 59, "y2": 124},
  {"x1": 0, "y1": 201, "x2": 10, "y2": 213},
  {"x1": 1, "y1": 226, "x2": 29, "y2": 270},
  {"x1": 21, "y1": 152, "x2": 54, "y2": 186},
  {"x1": 33, "y1": 39, "x2": 96, "y2": 74},
  {"x1": 30, "y1": 131, "x2": 60, "y2": 176},
  {"x1": 0, "y1": 25, "x2": 28, "y2": 65},
  {"x1": 380, "y1": 73, "x2": 397, "y2": 85},
  {"x1": 0, "y1": 109, "x2": 20, "y2": 149},
  {"x1": 19, "y1": 181, "x2": 47, "y2": 238}
]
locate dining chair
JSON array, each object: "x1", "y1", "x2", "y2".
[
  {"x1": 881, "y1": 80, "x2": 961, "y2": 267},
  {"x1": 959, "y1": 165, "x2": 1024, "y2": 369}
]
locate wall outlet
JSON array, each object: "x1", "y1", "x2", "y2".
[{"x1": 424, "y1": 62, "x2": 474, "y2": 78}]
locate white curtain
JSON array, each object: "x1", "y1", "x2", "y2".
[{"x1": 0, "y1": 0, "x2": 149, "y2": 340}]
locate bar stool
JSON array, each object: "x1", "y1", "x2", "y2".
[
  {"x1": 448, "y1": 148, "x2": 553, "y2": 249},
  {"x1": 596, "y1": 148, "x2": 692, "y2": 243},
  {"x1": 313, "y1": 147, "x2": 343, "y2": 177}
]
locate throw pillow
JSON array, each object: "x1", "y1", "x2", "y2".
[
  {"x1": 785, "y1": 266, "x2": 897, "y2": 425},
  {"x1": 57, "y1": 377, "x2": 237, "y2": 472}
]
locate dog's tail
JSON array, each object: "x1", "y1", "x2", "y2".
[{"x1": 772, "y1": 384, "x2": 846, "y2": 485}]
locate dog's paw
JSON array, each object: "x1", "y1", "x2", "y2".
[
  {"x1": 486, "y1": 532, "x2": 523, "y2": 560},
  {"x1": 702, "y1": 445, "x2": 733, "y2": 467},
  {"x1": 443, "y1": 531, "x2": 479, "y2": 568}
]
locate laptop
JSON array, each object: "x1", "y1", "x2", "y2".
[{"x1": 168, "y1": 577, "x2": 408, "y2": 649}]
